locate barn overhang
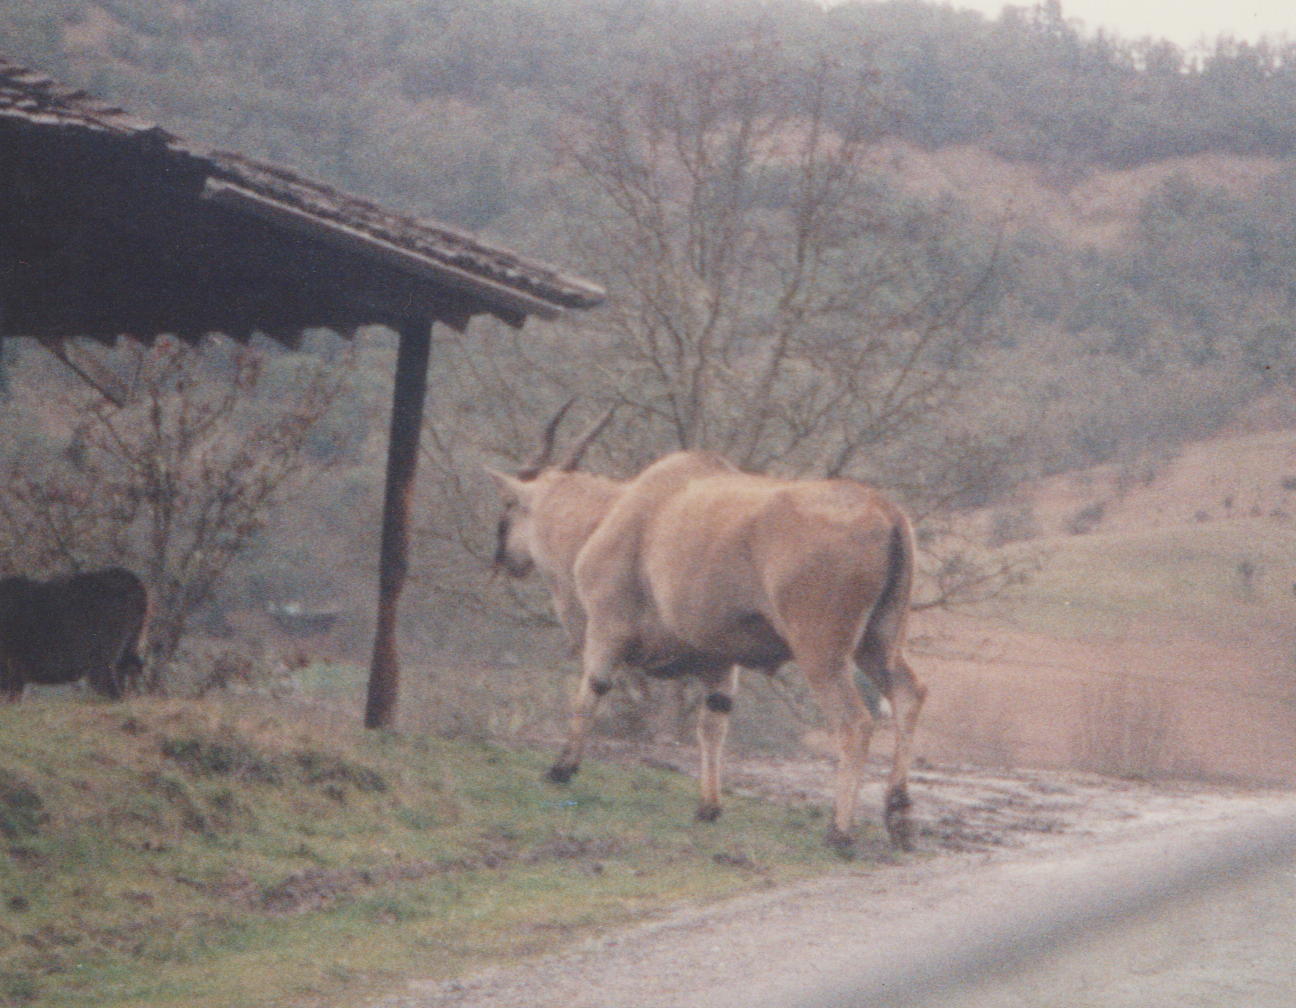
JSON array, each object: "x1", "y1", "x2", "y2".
[
  {"x1": 0, "y1": 58, "x2": 603, "y2": 346},
  {"x1": 0, "y1": 57, "x2": 606, "y2": 729}
]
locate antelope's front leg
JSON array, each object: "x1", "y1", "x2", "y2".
[
  {"x1": 546, "y1": 637, "x2": 620, "y2": 784},
  {"x1": 696, "y1": 666, "x2": 740, "y2": 821}
]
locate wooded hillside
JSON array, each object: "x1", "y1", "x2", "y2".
[
  {"x1": 2, "y1": 0, "x2": 1295, "y2": 697},
  {"x1": 7, "y1": 0, "x2": 1296, "y2": 228}
]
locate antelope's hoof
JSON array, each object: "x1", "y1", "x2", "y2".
[
  {"x1": 695, "y1": 803, "x2": 722, "y2": 822},
  {"x1": 885, "y1": 820, "x2": 914, "y2": 852},
  {"x1": 545, "y1": 764, "x2": 578, "y2": 784},
  {"x1": 825, "y1": 825, "x2": 855, "y2": 859},
  {"x1": 884, "y1": 788, "x2": 915, "y2": 851}
]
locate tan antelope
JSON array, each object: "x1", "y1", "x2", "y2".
[
  {"x1": 487, "y1": 406, "x2": 927, "y2": 851},
  {"x1": 0, "y1": 568, "x2": 149, "y2": 701}
]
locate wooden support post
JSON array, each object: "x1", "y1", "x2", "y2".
[{"x1": 365, "y1": 318, "x2": 433, "y2": 729}]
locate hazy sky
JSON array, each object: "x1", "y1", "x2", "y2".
[{"x1": 951, "y1": 0, "x2": 1293, "y2": 49}]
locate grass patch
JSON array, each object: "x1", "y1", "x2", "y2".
[
  {"x1": 0, "y1": 699, "x2": 867, "y2": 1007},
  {"x1": 977, "y1": 520, "x2": 1296, "y2": 639}
]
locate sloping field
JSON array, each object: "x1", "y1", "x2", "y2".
[{"x1": 912, "y1": 427, "x2": 1296, "y2": 786}]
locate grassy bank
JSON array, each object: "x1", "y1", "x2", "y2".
[
  {"x1": 0, "y1": 699, "x2": 864, "y2": 1007},
  {"x1": 974, "y1": 520, "x2": 1296, "y2": 643}
]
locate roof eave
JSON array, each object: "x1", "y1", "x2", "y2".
[{"x1": 201, "y1": 178, "x2": 569, "y2": 327}]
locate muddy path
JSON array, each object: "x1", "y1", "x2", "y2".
[{"x1": 370, "y1": 742, "x2": 1296, "y2": 1008}]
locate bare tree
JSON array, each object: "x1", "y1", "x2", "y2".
[
  {"x1": 549, "y1": 37, "x2": 1001, "y2": 478},
  {"x1": 396, "y1": 40, "x2": 1035, "y2": 749},
  {"x1": 410, "y1": 39, "x2": 1028, "y2": 642},
  {"x1": 0, "y1": 336, "x2": 347, "y2": 687}
]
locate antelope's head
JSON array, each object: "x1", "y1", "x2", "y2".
[{"x1": 485, "y1": 400, "x2": 614, "y2": 580}]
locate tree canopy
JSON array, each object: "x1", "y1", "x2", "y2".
[{"x1": 5, "y1": 0, "x2": 1296, "y2": 231}]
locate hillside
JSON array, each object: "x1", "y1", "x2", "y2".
[
  {"x1": 873, "y1": 141, "x2": 1286, "y2": 247},
  {"x1": 2, "y1": 0, "x2": 1296, "y2": 777},
  {"x1": 8, "y1": 0, "x2": 1296, "y2": 231},
  {"x1": 908, "y1": 417, "x2": 1296, "y2": 787}
]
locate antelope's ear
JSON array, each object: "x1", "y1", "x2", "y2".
[{"x1": 483, "y1": 466, "x2": 530, "y2": 501}]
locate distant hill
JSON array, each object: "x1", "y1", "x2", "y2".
[
  {"x1": 5, "y1": 0, "x2": 1296, "y2": 670},
  {"x1": 5, "y1": 0, "x2": 1296, "y2": 231},
  {"x1": 869, "y1": 141, "x2": 1285, "y2": 246}
]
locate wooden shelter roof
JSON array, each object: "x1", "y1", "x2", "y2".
[
  {"x1": 1, "y1": 57, "x2": 607, "y2": 727},
  {"x1": 0, "y1": 57, "x2": 604, "y2": 346}
]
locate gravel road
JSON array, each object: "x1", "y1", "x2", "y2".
[{"x1": 369, "y1": 748, "x2": 1296, "y2": 1008}]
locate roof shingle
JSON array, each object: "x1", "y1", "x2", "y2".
[{"x1": 0, "y1": 56, "x2": 604, "y2": 344}]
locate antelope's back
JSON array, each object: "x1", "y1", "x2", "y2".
[
  {"x1": 654, "y1": 472, "x2": 905, "y2": 624},
  {"x1": 67, "y1": 568, "x2": 149, "y2": 653},
  {"x1": 573, "y1": 453, "x2": 908, "y2": 656}
]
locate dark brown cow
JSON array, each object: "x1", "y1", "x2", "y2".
[
  {"x1": 487, "y1": 410, "x2": 927, "y2": 852},
  {"x1": 0, "y1": 568, "x2": 149, "y2": 701}
]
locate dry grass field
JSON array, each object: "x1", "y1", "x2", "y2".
[{"x1": 910, "y1": 421, "x2": 1296, "y2": 787}]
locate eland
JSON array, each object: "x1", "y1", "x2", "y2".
[{"x1": 487, "y1": 405, "x2": 927, "y2": 851}]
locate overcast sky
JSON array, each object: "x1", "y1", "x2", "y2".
[{"x1": 950, "y1": 0, "x2": 1293, "y2": 49}]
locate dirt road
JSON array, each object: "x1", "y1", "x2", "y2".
[{"x1": 370, "y1": 749, "x2": 1296, "y2": 1008}]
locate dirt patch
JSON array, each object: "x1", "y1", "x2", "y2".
[
  {"x1": 899, "y1": 606, "x2": 1296, "y2": 788},
  {"x1": 568, "y1": 737, "x2": 1235, "y2": 857}
]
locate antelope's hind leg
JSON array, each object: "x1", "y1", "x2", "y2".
[
  {"x1": 857, "y1": 644, "x2": 927, "y2": 850},
  {"x1": 799, "y1": 657, "x2": 875, "y2": 855},
  {"x1": 695, "y1": 666, "x2": 740, "y2": 822},
  {"x1": 116, "y1": 650, "x2": 145, "y2": 697},
  {"x1": 0, "y1": 656, "x2": 21, "y2": 703}
]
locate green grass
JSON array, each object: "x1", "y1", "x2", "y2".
[
  {"x1": 0, "y1": 699, "x2": 867, "y2": 1007},
  {"x1": 976, "y1": 519, "x2": 1296, "y2": 641}
]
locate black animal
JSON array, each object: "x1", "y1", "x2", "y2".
[{"x1": 0, "y1": 568, "x2": 149, "y2": 701}]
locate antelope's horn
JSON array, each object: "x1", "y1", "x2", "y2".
[
  {"x1": 558, "y1": 405, "x2": 616, "y2": 472},
  {"x1": 518, "y1": 397, "x2": 577, "y2": 479}
]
